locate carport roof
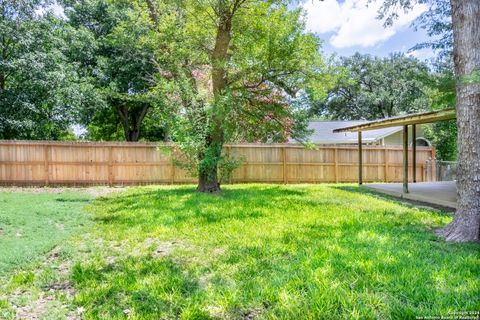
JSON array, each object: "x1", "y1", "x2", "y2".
[{"x1": 332, "y1": 108, "x2": 456, "y2": 133}]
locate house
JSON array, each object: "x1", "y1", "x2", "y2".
[{"x1": 298, "y1": 121, "x2": 431, "y2": 146}]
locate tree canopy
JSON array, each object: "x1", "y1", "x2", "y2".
[
  {"x1": 145, "y1": 0, "x2": 332, "y2": 192},
  {"x1": 61, "y1": 0, "x2": 168, "y2": 141},
  {"x1": 309, "y1": 53, "x2": 431, "y2": 120},
  {"x1": 0, "y1": 0, "x2": 85, "y2": 139}
]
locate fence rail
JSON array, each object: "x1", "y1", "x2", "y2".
[{"x1": 0, "y1": 140, "x2": 435, "y2": 186}]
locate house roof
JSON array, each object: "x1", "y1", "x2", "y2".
[
  {"x1": 300, "y1": 121, "x2": 403, "y2": 144},
  {"x1": 333, "y1": 108, "x2": 456, "y2": 132}
]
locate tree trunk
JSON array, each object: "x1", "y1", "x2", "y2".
[
  {"x1": 197, "y1": 163, "x2": 221, "y2": 193},
  {"x1": 126, "y1": 129, "x2": 140, "y2": 142},
  {"x1": 438, "y1": 0, "x2": 480, "y2": 242},
  {"x1": 117, "y1": 104, "x2": 150, "y2": 142},
  {"x1": 196, "y1": 10, "x2": 233, "y2": 193},
  {"x1": 145, "y1": 0, "x2": 160, "y2": 28},
  {"x1": 1, "y1": 32, "x2": 6, "y2": 90}
]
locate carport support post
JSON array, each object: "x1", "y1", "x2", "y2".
[
  {"x1": 412, "y1": 124, "x2": 417, "y2": 183},
  {"x1": 403, "y1": 125, "x2": 409, "y2": 193},
  {"x1": 358, "y1": 131, "x2": 363, "y2": 185}
]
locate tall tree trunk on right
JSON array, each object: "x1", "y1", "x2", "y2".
[{"x1": 438, "y1": 0, "x2": 480, "y2": 242}]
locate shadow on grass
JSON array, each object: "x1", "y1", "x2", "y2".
[
  {"x1": 91, "y1": 185, "x2": 307, "y2": 228},
  {"x1": 55, "y1": 197, "x2": 91, "y2": 203},
  {"x1": 72, "y1": 256, "x2": 210, "y2": 319},
  {"x1": 219, "y1": 215, "x2": 479, "y2": 318},
  {"x1": 333, "y1": 185, "x2": 454, "y2": 213},
  {"x1": 74, "y1": 184, "x2": 479, "y2": 319}
]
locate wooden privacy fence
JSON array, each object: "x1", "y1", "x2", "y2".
[{"x1": 0, "y1": 140, "x2": 435, "y2": 186}]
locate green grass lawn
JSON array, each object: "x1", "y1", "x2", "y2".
[
  {"x1": 0, "y1": 190, "x2": 91, "y2": 273},
  {"x1": 0, "y1": 185, "x2": 478, "y2": 319}
]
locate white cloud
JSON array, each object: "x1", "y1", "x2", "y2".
[
  {"x1": 406, "y1": 48, "x2": 435, "y2": 60},
  {"x1": 36, "y1": 2, "x2": 66, "y2": 19},
  {"x1": 302, "y1": 0, "x2": 427, "y2": 49},
  {"x1": 302, "y1": 0, "x2": 342, "y2": 34},
  {"x1": 51, "y1": 4, "x2": 66, "y2": 18}
]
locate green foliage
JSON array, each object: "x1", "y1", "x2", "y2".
[
  {"x1": 218, "y1": 152, "x2": 244, "y2": 184},
  {"x1": 310, "y1": 52, "x2": 431, "y2": 120},
  {"x1": 422, "y1": 61, "x2": 457, "y2": 160},
  {"x1": 153, "y1": 1, "x2": 331, "y2": 184},
  {"x1": 462, "y1": 70, "x2": 480, "y2": 85},
  {"x1": 0, "y1": 2, "x2": 87, "y2": 139},
  {"x1": 1, "y1": 0, "x2": 332, "y2": 153},
  {"x1": 84, "y1": 106, "x2": 125, "y2": 141},
  {"x1": 425, "y1": 120, "x2": 457, "y2": 160},
  {"x1": 373, "y1": 0, "x2": 460, "y2": 162},
  {"x1": 62, "y1": 0, "x2": 169, "y2": 141}
]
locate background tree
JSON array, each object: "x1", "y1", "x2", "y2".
[
  {"x1": 410, "y1": 0, "x2": 457, "y2": 160},
  {"x1": 0, "y1": 0, "x2": 84, "y2": 139},
  {"x1": 411, "y1": 0, "x2": 452, "y2": 59},
  {"x1": 309, "y1": 53, "x2": 431, "y2": 120},
  {"x1": 62, "y1": 0, "x2": 169, "y2": 141},
  {"x1": 379, "y1": 0, "x2": 480, "y2": 242},
  {"x1": 422, "y1": 59, "x2": 457, "y2": 160}
]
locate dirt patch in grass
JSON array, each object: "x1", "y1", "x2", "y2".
[
  {"x1": 13, "y1": 293, "x2": 82, "y2": 320},
  {"x1": 83, "y1": 187, "x2": 127, "y2": 198},
  {"x1": 0, "y1": 186, "x2": 126, "y2": 198},
  {"x1": 14, "y1": 294, "x2": 55, "y2": 320},
  {"x1": 151, "y1": 239, "x2": 187, "y2": 258},
  {"x1": 242, "y1": 308, "x2": 265, "y2": 320},
  {"x1": 8, "y1": 246, "x2": 80, "y2": 320}
]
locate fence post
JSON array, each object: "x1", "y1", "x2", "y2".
[
  {"x1": 226, "y1": 146, "x2": 232, "y2": 184},
  {"x1": 334, "y1": 147, "x2": 338, "y2": 183},
  {"x1": 384, "y1": 147, "x2": 388, "y2": 182},
  {"x1": 108, "y1": 146, "x2": 114, "y2": 186},
  {"x1": 431, "y1": 147, "x2": 436, "y2": 182},
  {"x1": 243, "y1": 156, "x2": 247, "y2": 183},
  {"x1": 283, "y1": 146, "x2": 287, "y2": 184},
  {"x1": 403, "y1": 125, "x2": 409, "y2": 193},
  {"x1": 44, "y1": 145, "x2": 50, "y2": 186},
  {"x1": 358, "y1": 132, "x2": 363, "y2": 185},
  {"x1": 170, "y1": 146, "x2": 175, "y2": 184},
  {"x1": 412, "y1": 124, "x2": 417, "y2": 183}
]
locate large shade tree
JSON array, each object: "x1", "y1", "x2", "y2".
[
  {"x1": 61, "y1": 0, "x2": 171, "y2": 141},
  {"x1": 379, "y1": 0, "x2": 480, "y2": 242},
  {"x1": 310, "y1": 53, "x2": 431, "y2": 120},
  {"x1": 309, "y1": 51, "x2": 457, "y2": 160},
  {"x1": 0, "y1": 0, "x2": 84, "y2": 139},
  {"x1": 146, "y1": 0, "x2": 330, "y2": 193}
]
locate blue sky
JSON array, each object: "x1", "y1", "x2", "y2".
[
  {"x1": 300, "y1": 0, "x2": 435, "y2": 60},
  {"x1": 320, "y1": 28, "x2": 434, "y2": 60}
]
